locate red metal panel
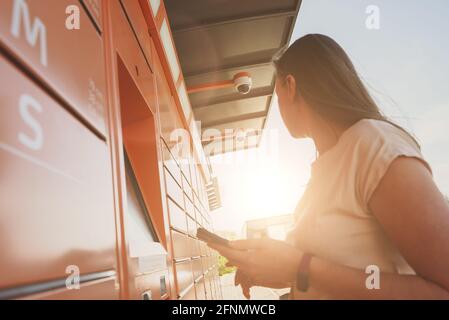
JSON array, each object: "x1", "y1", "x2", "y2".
[
  {"x1": 204, "y1": 272, "x2": 213, "y2": 300},
  {"x1": 178, "y1": 161, "x2": 191, "y2": 187},
  {"x1": 162, "y1": 140, "x2": 182, "y2": 186},
  {"x1": 191, "y1": 238, "x2": 201, "y2": 258},
  {"x1": 120, "y1": 0, "x2": 153, "y2": 70},
  {"x1": 190, "y1": 161, "x2": 198, "y2": 195},
  {"x1": 195, "y1": 278, "x2": 206, "y2": 300},
  {"x1": 200, "y1": 242, "x2": 207, "y2": 257},
  {"x1": 167, "y1": 197, "x2": 188, "y2": 234},
  {"x1": 0, "y1": 0, "x2": 107, "y2": 135},
  {"x1": 191, "y1": 258, "x2": 203, "y2": 281},
  {"x1": 185, "y1": 195, "x2": 195, "y2": 220},
  {"x1": 180, "y1": 285, "x2": 196, "y2": 300},
  {"x1": 135, "y1": 270, "x2": 169, "y2": 300},
  {"x1": 153, "y1": 46, "x2": 184, "y2": 148},
  {"x1": 82, "y1": 0, "x2": 102, "y2": 31},
  {"x1": 196, "y1": 207, "x2": 204, "y2": 228},
  {"x1": 20, "y1": 277, "x2": 119, "y2": 300},
  {"x1": 171, "y1": 230, "x2": 191, "y2": 260},
  {"x1": 182, "y1": 173, "x2": 193, "y2": 203},
  {"x1": 187, "y1": 236, "x2": 197, "y2": 258},
  {"x1": 174, "y1": 260, "x2": 193, "y2": 295},
  {"x1": 0, "y1": 56, "x2": 116, "y2": 289},
  {"x1": 165, "y1": 167, "x2": 184, "y2": 209},
  {"x1": 186, "y1": 213, "x2": 197, "y2": 238},
  {"x1": 201, "y1": 257, "x2": 208, "y2": 272}
]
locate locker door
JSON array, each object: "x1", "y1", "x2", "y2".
[
  {"x1": 0, "y1": 0, "x2": 107, "y2": 135},
  {"x1": 0, "y1": 55, "x2": 116, "y2": 297}
]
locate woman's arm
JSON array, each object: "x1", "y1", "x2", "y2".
[
  {"x1": 307, "y1": 254, "x2": 449, "y2": 299},
  {"x1": 303, "y1": 156, "x2": 449, "y2": 299},
  {"x1": 210, "y1": 157, "x2": 449, "y2": 299},
  {"x1": 220, "y1": 241, "x2": 449, "y2": 299}
]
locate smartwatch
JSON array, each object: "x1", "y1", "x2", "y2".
[{"x1": 296, "y1": 253, "x2": 313, "y2": 292}]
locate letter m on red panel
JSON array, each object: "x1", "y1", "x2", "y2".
[{"x1": 10, "y1": 0, "x2": 48, "y2": 67}]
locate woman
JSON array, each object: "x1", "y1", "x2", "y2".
[{"x1": 208, "y1": 34, "x2": 449, "y2": 299}]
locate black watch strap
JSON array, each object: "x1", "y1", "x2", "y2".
[{"x1": 296, "y1": 253, "x2": 313, "y2": 292}]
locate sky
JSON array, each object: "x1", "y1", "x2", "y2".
[{"x1": 210, "y1": 0, "x2": 449, "y2": 234}]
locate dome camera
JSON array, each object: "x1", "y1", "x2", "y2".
[{"x1": 233, "y1": 72, "x2": 252, "y2": 95}]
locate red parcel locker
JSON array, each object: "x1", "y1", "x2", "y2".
[
  {"x1": 0, "y1": 0, "x2": 224, "y2": 300},
  {"x1": 0, "y1": 56, "x2": 117, "y2": 293},
  {"x1": 0, "y1": 0, "x2": 107, "y2": 135}
]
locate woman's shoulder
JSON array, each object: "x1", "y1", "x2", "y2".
[
  {"x1": 351, "y1": 118, "x2": 403, "y2": 137},
  {"x1": 348, "y1": 118, "x2": 432, "y2": 175},
  {"x1": 348, "y1": 118, "x2": 420, "y2": 152}
]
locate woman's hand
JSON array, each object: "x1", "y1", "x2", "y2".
[
  {"x1": 208, "y1": 238, "x2": 303, "y2": 297},
  {"x1": 232, "y1": 268, "x2": 290, "y2": 299},
  {"x1": 233, "y1": 269, "x2": 252, "y2": 299}
]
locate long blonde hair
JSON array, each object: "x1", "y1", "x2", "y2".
[{"x1": 272, "y1": 34, "x2": 421, "y2": 150}]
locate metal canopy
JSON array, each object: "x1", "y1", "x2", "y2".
[{"x1": 165, "y1": 0, "x2": 301, "y2": 155}]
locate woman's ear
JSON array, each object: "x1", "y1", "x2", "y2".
[{"x1": 285, "y1": 75, "x2": 297, "y2": 102}]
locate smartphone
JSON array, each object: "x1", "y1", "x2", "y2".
[{"x1": 196, "y1": 228, "x2": 230, "y2": 247}]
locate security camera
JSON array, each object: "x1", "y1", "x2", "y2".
[
  {"x1": 233, "y1": 72, "x2": 252, "y2": 95},
  {"x1": 187, "y1": 72, "x2": 253, "y2": 95}
]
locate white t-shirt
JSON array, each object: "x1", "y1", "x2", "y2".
[{"x1": 286, "y1": 118, "x2": 432, "y2": 299}]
